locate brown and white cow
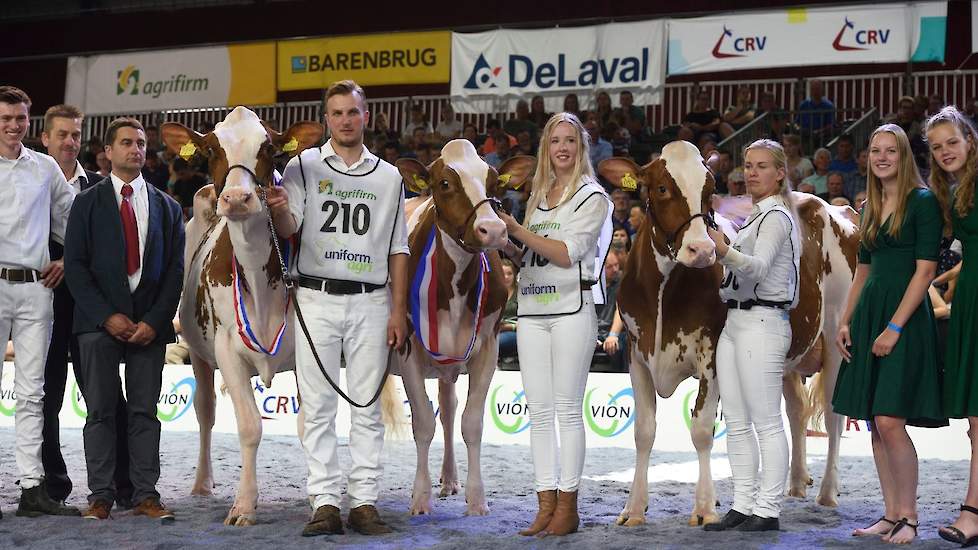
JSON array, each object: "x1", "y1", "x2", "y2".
[
  {"x1": 598, "y1": 140, "x2": 859, "y2": 527},
  {"x1": 395, "y1": 140, "x2": 535, "y2": 516},
  {"x1": 161, "y1": 107, "x2": 325, "y2": 526}
]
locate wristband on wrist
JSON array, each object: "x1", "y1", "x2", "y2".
[
  {"x1": 886, "y1": 321, "x2": 902, "y2": 334},
  {"x1": 608, "y1": 331, "x2": 619, "y2": 338}
]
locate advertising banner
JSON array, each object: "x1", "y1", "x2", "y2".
[
  {"x1": 278, "y1": 31, "x2": 451, "y2": 91},
  {"x1": 450, "y1": 20, "x2": 667, "y2": 113},
  {"x1": 64, "y1": 43, "x2": 276, "y2": 115},
  {"x1": 668, "y1": 2, "x2": 946, "y2": 75}
]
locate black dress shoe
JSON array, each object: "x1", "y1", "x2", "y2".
[
  {"x1": 736, "y1": 514, "x2": 780, "y2": 532},
  {"x1": 704, "y1": 509, "x2": 750, "y2": 531}
]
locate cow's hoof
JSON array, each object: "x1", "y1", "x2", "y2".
[
  {"x1": 689, "y1": 512, "x2": 719, "y2": 526},
  {"x1": 224, "y1": 512, "x2": 257, "y2": 526},
  {"x1": 438, "y1": 481, "x2": 460, "y2": 498},
  {"x1": 788, "y1": 486, "x2": 808, "y2": 498},
  {"x1": 191, "y1": 481, "x2": 214, "y2": 496},
  {"x1": 816, "y1": 491, "x2": 839, "y2": 508},
  {"x1": 409, "y1": 498, "x2": 433, "y2": 516},
  {"x1": 464, "y1": 503, "x2": 489, "y2": 516},
  {"x1": 616, "y1": 512, "x2": 645, "y2": 526}
]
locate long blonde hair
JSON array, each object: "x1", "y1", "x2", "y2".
[
  {"x1": 522, "y1": 112, "x2": 594, "y2": 227},
  {"x1": 924, "y1": 106, "x2": 977, "y2": 229},
  {"x1": 862, "y1": 123, "x2": 926, "y2": 247}
]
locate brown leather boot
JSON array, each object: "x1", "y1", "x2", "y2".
[
  {"x1": 519, "y1": 490, "x2": 557, "y2": 536},
  {"x1": 539, "y1": 490, "x2": 579, "y2": 537}
]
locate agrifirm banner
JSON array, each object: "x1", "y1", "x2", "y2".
[
  {"x1": 668, "y1": 2, "x2": 946, "y2": 75},
  {"x1": 65, "y1": 43, "x2": 276, "y2": 115},
  {"x1": 450, "y1": 20, "x2": 667, "y2": 113},
  {"x1": 278, "y1": 31, "x2": 451, "y2": 91}
]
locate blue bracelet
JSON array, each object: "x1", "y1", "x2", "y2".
[{"x1": 886, "y1": 322, "x2": 903, "y2": 334}]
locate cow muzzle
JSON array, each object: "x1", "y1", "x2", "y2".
[
  {"x1": 473, "y1": 216, "x2": 508, "y2": 249},
  {"x1": 218, "y1": 187, "x2": 258, "y2": 219},
  {"x1": 677, "y1": 237, "x2": 717, "y2": 268}
]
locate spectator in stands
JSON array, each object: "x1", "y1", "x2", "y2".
[
  {"x1": 615, "y1": 90, "x2": 646, "y2": 128},
  {"x1": 722, "y1": 85, "x2": 756, "y2": 136},
  {"x1": 683, "y1": 90, "x2": 723, "y2": 143},
  {"x1": 403, "y1": 104, "x2": 433, "y2": 139},
  {"x1": 372, "y1": 112, "x2": 399, "y2": 143},
  {"x1": 765, "y1": 112, "x2": 790, "y2": 144},
  {"x1": 802, "y1": 147, "x2": 832, "y2": 194},
  {"x1": 413, "y1": 142, "x2": 434, "y2": 167},
  {"x1": 699, "y1": 137, "x2": 718, "y2": 160},
  {"x1": 586, "y1": 120, "x2": 613, "y2": 170},
  {"x1": 727, "y1": 167, "x2": 747, "y2": 196},
  {"x1": 606, "y1": 121, "x2": 630, "y2": 157},
  {"x1": 628, "y1": 204, "x2": 645, "y2": 238},
  {"x1": 481, "y1": 119, "x2": 516, "y2": 155},
  {"x1": 596, "y1": 250, "x2": 626, "y2": 371},
  {"x1": 927, "y1": 94, "x2": 945, "y2": 118},
  {"x1": 610, "y1": 188, "x2": 633, "y2": 235},
  {"x1": 853, "y1": 190, "x2": 867, "y2": 207},
  {"x1": 817, "y1": 172, "x2": 849, "y2": 203},
  {"x1": 797, "y1": 181, "x2": 816, "y2": 194},
  {"x1": 562, "y1": 93, "x2": 582, "y2": 119},
  {"x1": 498, "y1": 258, "x2": 518, "y2": 362},
  {"x1": 462, "y1": 123, "x2": 482, "y2": 149},
  {"x1": 913, "y1": 95, "x2": 929, "y2": 123},
  {"x1": 95, "y1": 150, "x2": 111, "y2": 177},
  {"x1": 484, "y1": 135, "x2": 514, "y2": 169},
  {"x1": 382, "y1": 142, "x2": 400, "y2": 166},
  {"x1": 435, "y1": 103, "x2": 462, "y2": 141},
  {"x1": 713, "y1": 150, "x2": 734, "y2": 194},
  {"x1": 829, "y1": 134, "x2": 857, "y2": 173},
  {"x1": 783, "y1": 134, "x2": 814, "y2": 183},
  {"x1": 965, "y1": 98, "x2": 978, "y2": 127},
  {"x1": 516, "y1": 130, "x2": 536, "y2": 156},
  {"x1": 755, "y1": 90, "x2": 779, "y2": 117},
  {"x1": 677, "y1": 125, "x2": 696, "y2": 143},
  {"x1": 797, "y1": 79, "x2": 835, "y2": 136},
  {"x1": 504, "y1": 99, "x2": 539, "y2": 141},
  {"x1": 169, "y1": 157, "x2": 207, "y2": 217},
  {"x1": 886, "y1": 96, "x2": 923, "y2": 143},
  {"x1": 529, "y1": 95, "x2": 551, "y2": 129},
  {"x1": 611, "y1": 225, "x2": 630, "y2": 254},
  {"x1": 144, "y1": 125, "x2": 162, "y2": 152},
  {"x1": 594, "y1": 91, "x2": 614, "y2": 127},
  {"x1": 830, "y1": 197, "x2": 851, "y2": 207},
  {"x1": 141, "y1": 149, "x2": 169, "y2": 191},
  {"x1": 844, "y1": 147, "x2": 869, "y2": 200}
]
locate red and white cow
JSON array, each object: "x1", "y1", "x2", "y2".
[
  {"x1": 395, "y1": 140, "x2": 535, "y2": 516},
  {"x1": 598, "y1": 141, "x2": 859, "y2": 527},
  {"x1": 161, "y1": 107, "x2": 326, "y2": 526}
]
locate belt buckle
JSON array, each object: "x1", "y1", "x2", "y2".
[{"x1": 7, "y1": 269, "x2": 26, "y2": 283}]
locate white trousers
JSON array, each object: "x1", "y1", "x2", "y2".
[
  {"x1": 715, "y1": 307, "x2": 791, "y2": 519},
  {"x1": 295, "y1": 287, "x2": 390, "y2": 510},
  {"x1": 0, "y1": 279, "x2": 53, "y2": 489},
  {"x1": 516, "y1": 293, "x2": 596, "y2": 493}
]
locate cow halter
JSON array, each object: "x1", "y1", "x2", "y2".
[
  {"x1": 646, "y1": 199, "x2": 719, "y2": 260},
  {"x1": 435, "y1": 196, "x2": 503, "y2": 253}
]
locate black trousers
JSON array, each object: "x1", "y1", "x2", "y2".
[
  {"x1": 42, "y1": 282, "x2": 132, "y2": 503},
  {"x1": 76, "y1": 331, "x2": 163, "y2": 505}
]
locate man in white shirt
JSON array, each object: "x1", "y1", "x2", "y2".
[{"x1": 0, "y1": 86, "x2": 79, "y2": 518}]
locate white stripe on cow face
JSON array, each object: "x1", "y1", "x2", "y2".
[
  {"x1": 659, "y1": 141, "x2": 716, "y2": 268},
  {"x1": 215, "y1": 107, "x2": 267, "y2": 219},
  {"x1": 440, "y1": 139, "x2": 506, "y2": 249}
]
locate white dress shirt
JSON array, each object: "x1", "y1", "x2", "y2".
[
  {"x1": 0, "y1": 146, "x2": 75, "y2": 271},
  {"x1": 110, "y1": 172, "x2": 149, "y2": 292},
  {"x1": 66, "y1": 160, "x2": 88, "y2": 194}
]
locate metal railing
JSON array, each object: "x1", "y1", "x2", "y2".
[{"x1": 826, "y1": 107, "x2": 880, "y2": 157}]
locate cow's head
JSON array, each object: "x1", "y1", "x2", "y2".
[
  {"x1": 396, "y1": 139, "x2": 535, "y2": 251},
  {"x1": 599, "y1": 141, "x2": 718, "y2": 268},
  {"x1": 162, "y1": 106, "x2": 323, "y2": 220}
]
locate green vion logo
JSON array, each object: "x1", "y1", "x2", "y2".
[
  {"x1": 71, "y1": 380, "x2": 87, "y2": 419},
  {"x1": 584, "y1": 387, "x2": 635, "y2": 437},
  {"x1": 116, "y1": 64, "x2": 209, "y2": 98},
  {"x1": 157, "y1": 377, "x2": 196, "y2": 422},
  {"x1": 682, "y1": 388, "x2": 727, "y2": 439},
  {"x1": 0, "y1": 376, "x2": 15, "y2": 417},
  {"x1": 489, "y1": 385, "x2": 530, "y2": 434}
]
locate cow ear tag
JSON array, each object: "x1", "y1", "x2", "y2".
[
  {"x1": 412, "y1": 174, "x2": 429, "y2": 191},
  {"x1": 498, "y1": 173, "x2": 513, "y2": 187},
  {"x1": 282, "y1": 137, "x2": 299, "y2": 154},
  {"x1": 621, "y1": 172, "x2": 638, "y2": 191},
  {"x1": 179, "y1": 142, "x2": 197, "y2": 160}
]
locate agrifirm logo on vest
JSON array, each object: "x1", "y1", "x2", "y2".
[
  {"x1": 521, "y1": 283, "x2": 559, "y2": 306},
  {"x1": 116, "y1": 64, "x2": 209, "y2": 99},
  {"x1": 489, "y1": 385, "x2": 530, "y2": 434},
  {"x1": 584, "y1": 387, "x2": 635, "y2": 437},
  {"x1": 463, "y1": 48, "x2": 651, "y2": 91},
  {"x1": 712, "y1": 26, "x2": 767, "y2": 59},
  {"x1": 833, "y1": 17, "x2": 891, "y2": 51}
]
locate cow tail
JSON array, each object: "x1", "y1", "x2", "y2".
[
  {"x1": 381, "y1": 375, "x2": 404, "y2": 438},
  {"x1": 807, "y1": 336, "x2": 829, "y2": 431}
]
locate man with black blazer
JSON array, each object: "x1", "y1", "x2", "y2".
[
  {"x1": 64, "y1": 117, "x2": 184, "y2": 521},
  {"x1": 40, "y1": 104, "x2": 133, "y2": 508}
]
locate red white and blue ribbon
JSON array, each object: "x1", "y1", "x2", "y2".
[
  {"x1": 409, "y1": 227, "x2": 490, "y2": 365},
  {"x1": 232, "y1": 239, "x2": 292, "y2": 356}
]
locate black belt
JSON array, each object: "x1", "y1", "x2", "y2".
[
  {"x1": 725, "y1": 299, "x2": 790, "y2": 310},
  {"x1": 297, "y1": 275, "x2": 385, "y2": 295},
  {"x1": 0, "y1": 268, "x2": 41, "y2": 283}
]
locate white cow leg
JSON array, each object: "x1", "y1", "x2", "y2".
[
  {"x1": 190, "y1": 353, "x2": 216, "y2": 496},
  {"x1": 460, "y1": 342, "x2": 497, "y2": 516},
  {"x1": 817, "y1": 333, "x2": 844, "y2": 507},
  {"x1": 784, "y1": 370, "x2": 813, "y2": 498},
  {"x1": 216, "y1": 339, "x2": 263, "y2": 526},
  {"x1": 617, "y1": 355, "x2": 656, "y2": 527},
  {"x1": 689, "y1": 375, "x2": 720, "y2": 527},
  {"x1": 437, "y1": 378, "x2": 460, "y2": 498},
  {"x1": 402, "y1": 347, "x2": 436, "y2": 515}
]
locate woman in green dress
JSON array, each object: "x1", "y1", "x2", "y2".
[
  {"x1": 924, "y1": 106, "x2": 978, "y2": 547},
  {"x1": 832, "y1": 123, "x2": 945, "y2": 545}
]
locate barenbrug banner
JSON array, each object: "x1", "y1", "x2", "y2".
[
  {"x1": 65, "y1": 43, "x2": 276, "y2": 115},
  {"x1": 450, "y1": 20, "x2": 667, "y2": 113},
  {"x1": 668, "y1": 2, "x2": 946, "y2": 75},
  {"x1": 277, "y1": 31, "x2": 451, "y2": 91}
]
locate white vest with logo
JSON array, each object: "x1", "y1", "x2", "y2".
[
  {"x1": 518, "y1": 180, "x2": 613, "y2": 317},
  {"x1": 294, "y1": 148, "x2": 404, "y2": 285}
]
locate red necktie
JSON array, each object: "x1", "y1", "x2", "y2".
[{"x1": 120, "y1": 183, "x2": 140, "y2": 276}]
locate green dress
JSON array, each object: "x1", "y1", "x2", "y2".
[
  {"x1": 943, "y1": 197, "x2": 978, "y2": 418},
  {"x1": 832, "y1": 188, "x2": 946, "y2": 427}
]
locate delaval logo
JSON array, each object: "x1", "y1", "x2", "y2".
[
  {"x1": 464, "y1": 49, "x2": 650, "y2": 90},
  {"x1": 489, "y1": 385, "x2": 530, "y2": 434},
  {"x1": 833, "y1": 17, "x2": 891, "y2": 51},
  {"x1": 584, "y1": 387, "x2": 635, "y2": 437},
  {"x1": 711, "y1": 26, "x2": 767, "y2": 59},
  {"x1": 157, "y1": 377, "x2": 196, "y2": 422}
]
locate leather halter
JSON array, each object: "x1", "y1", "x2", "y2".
[
  {"x1": 646, "y1": 198, "x2": 719, "y2": 260},
  {"x1": 435, "y1": 196, "x2": 502, "y2": 253}
]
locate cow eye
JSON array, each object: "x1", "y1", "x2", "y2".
[
  {"x1": 440, "y1": 179, "x2": 450, "y2": 189},
  {"x1": 658, "y1": 185, "x2": 667, "y2": 194}
]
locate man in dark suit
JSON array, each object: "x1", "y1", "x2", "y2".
[
  {"x1": 64, "y1": 117, "x2": 184, "y2": 521},
  {"x1": 40, "y1": 104, "x2": 134, "y2": 508}
]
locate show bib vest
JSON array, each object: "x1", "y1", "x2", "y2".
[
  {"x1": 719, "y1": 201, "x2": 801, "y2": 308},
  {"x1": 294, "y1": 148, "x2": 404, "y2": 285},
  {"x1": 518, "y1": 181, "x2": 612, "y2": 317}
]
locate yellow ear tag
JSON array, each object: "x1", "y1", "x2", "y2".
[
  {"x1": 412, "y1": 174, "x2": 429, "y2": 190},
  {"x1": 498, "y1": 173, "x2": 513, "y2": 186},
  {"x1": 621, "y1": 172, "x2": 638, "y2": 191},
  {"x1": 179, "y1": 142, "x2": 197, "y2": 160},
  {"x1": 282, "y1": 137, "x2": 299, "y2": 153}
]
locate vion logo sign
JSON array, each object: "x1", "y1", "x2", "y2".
[{"x1": 463, "y1": 49, "x2": 650, "y2": 91}]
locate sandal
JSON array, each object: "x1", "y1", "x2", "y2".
[
  {"x1": 886, "y1": 517, "x2": 918, "y2": 544},
  {"x1": 939, "y1": 504, "x2": 978, "y2": 547},
  {"x1": 852, "y1": 516, "x2": 896, "y2": 537}
]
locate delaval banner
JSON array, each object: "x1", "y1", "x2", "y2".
[
  {"x1": 668, "y1": 2, "x2": 946, "y2": 75},
  {"x1": 450, "y1": 20, "x2": 667, "y2": 113},
  {"x1": 65, "y1": 43, "x2": 276, "y2": 115}
]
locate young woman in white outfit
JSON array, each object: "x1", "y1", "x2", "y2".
[
  {"x1": 499, "y1": 112, "x2": 612, "y2": 538},
  {"x1": 704, "y1": 139, "x2": 801, "y2": 532}
]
